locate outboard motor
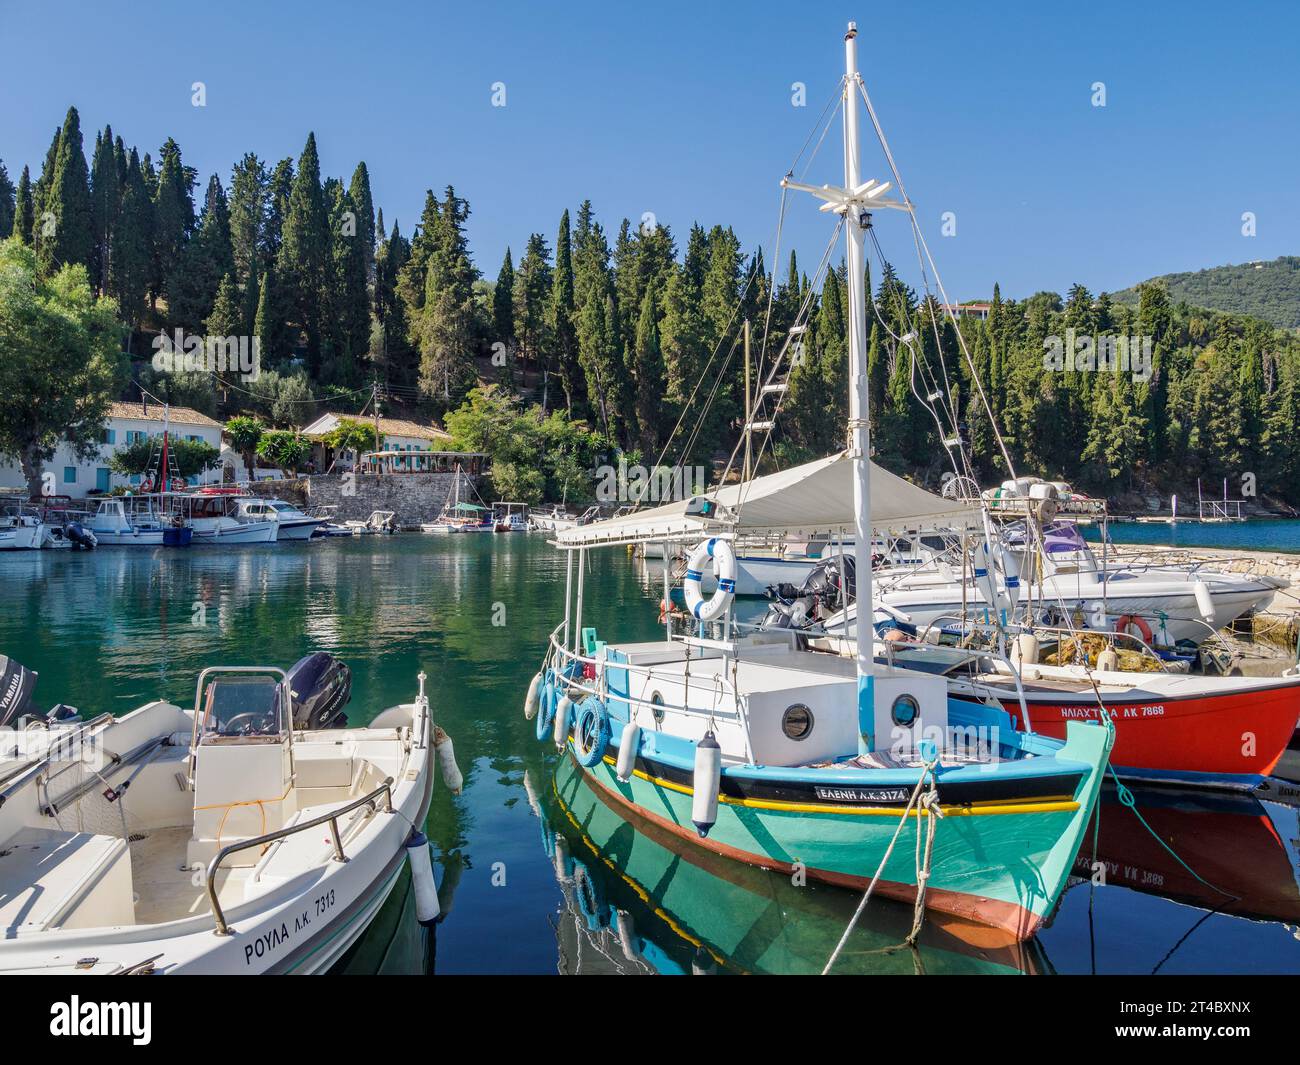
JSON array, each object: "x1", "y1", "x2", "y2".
[
  {"x1": 65, "y1": 521, "x2": 97, "y2": 549},
  {"x1": 284, "y1": 652, "x2": 352, "y2": 730},
  {"x1": 801, "y1": 554, "x2": 856, "y2": 616},
  {"x1": 0, "y1": 656, "x2": 39, "y2": 727}
]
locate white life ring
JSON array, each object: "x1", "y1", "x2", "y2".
[{"x1": 683, "y1": 538, "x2": 736, "y2": 622}]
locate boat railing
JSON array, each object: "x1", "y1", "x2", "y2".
[
  {"x1": 205, "y1": 776, "x2": 395, "y2": 936},
  {"x1": 545, "y1": 631, "x2": 750, "y2": 736},
  {"x1": 918, "y1": 614, "x2": 1176, "y2": 670}
]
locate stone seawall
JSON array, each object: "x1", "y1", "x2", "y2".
[{"x1": 247, "y1": 471, "x2": 479, "y2": 525}]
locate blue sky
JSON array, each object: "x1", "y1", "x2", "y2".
[{"x1": 2, "y1": 0, "x2": 1297, "y2": 301}]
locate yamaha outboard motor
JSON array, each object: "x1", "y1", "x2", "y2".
[
  {"x1": 0, "y1": 656, "x2": 39, "y2": 727},
  {"x1": 285, "y1": 652, "x2": 352, "y2": 730}
]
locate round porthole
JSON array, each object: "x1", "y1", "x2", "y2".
[
  {"x1": 650, "y1": 691, "x2": 665, "y2": 725},
  {"x1": 891, "y1": 694, "x2": 920, "y2": 728},
  {"x1": 781, "y1": 703, "x2": 814, "y2": 741}
]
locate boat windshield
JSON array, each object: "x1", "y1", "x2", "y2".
[{"x1": 200, "y1": 677, "x2": 284, "y2": 739}]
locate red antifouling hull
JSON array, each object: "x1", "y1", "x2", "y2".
[{"x1": 1004, "y1": 682, "x2": 1300, "y2": 778}]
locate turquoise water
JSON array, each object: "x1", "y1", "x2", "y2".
[
  {"x1": 1082, "y1": 518, "x2": 1300, "y2": 554},
  {"x1": 2, "y1": 536, "x2": 1298, "y2": 974}
]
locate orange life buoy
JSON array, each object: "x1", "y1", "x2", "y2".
[{"x1": 1116, "y1": 614, "x2": 1153, "y2": 644}]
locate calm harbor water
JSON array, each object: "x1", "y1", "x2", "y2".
[
  {"x1": 2, "y1": 535, "x2": 1298, "y2": 974},
  {"x1": 1083, "y1": 518, "x2": 1300, "y2": 554}
]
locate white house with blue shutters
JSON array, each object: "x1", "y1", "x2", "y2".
[{"x1": 0, "y1": 400, "x2": 224, "y2": 499}]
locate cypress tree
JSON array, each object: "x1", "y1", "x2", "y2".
[
  {"x1": 31, "y1": 126, "x2": 61, "y2": 258},
  {"x1": 169, "y1": 174, "x2": 234, "y2": 330},
  {"x1": 633, "y1": 282, "x2": 665, "y2": 456},
  {"x1": 262, "y1": 157, "x2": 293, "y2": 269},
  {"x1": 276, "y1": 133, "x2": 329, "y2": 369},
  {"x1": 322, "y1": 183, "x2": 370, "y2": 387},
  {"x1": 492, "y1": 247, "x2": 515, "y2": 388},
  {"x1": 513, "y1": 232, "x2": 552, "y2": 383},
  {"x1": 38, "y1": 106, "x2": 94, "y2": 277},
  {"x1": 89, "y1": 125, "x2": 120, "y2": 293},
  {"x1": 0, "y1": 160, "x2": 14, "y2": 238},
  {"x1": 152, "y1": 137, "x2": 195, "y2": 313},
  {"x1": 415, "y1": 186, "x2": 478, "y2": 411},
  {"x1": 229, "y1": 153, "x2": 268, "y2": 287},
  {"x1": 110, "y1": 148, "x2": 151, "y2": 335},
  {"x1": 13, "y1": 166, "x2": 33, "y2": 244},
  {"x1": 348, "y1": 162, "x2": 375, "y2": 276},
  {"x1": 549, "y1": 211, "x2": 579, "y2": 411}
]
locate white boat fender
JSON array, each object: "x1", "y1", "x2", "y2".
[
  {"x1": 683, "y1": 538, "x2": 737, "y2": 623},
  {"x1": 691, "y1": 731, "x2": 722, "y2": 838},
  {"x1": 996, "y1": 543, "x2": 1021, "y2": 609},
  {"x1": 616, "y1": 721, "x2": 641, "y2": 782},
  {"x1": 535, "y1": 681, "x2": 556, "y2": 741},
  {"x1": 1096, "y1": 646, "x2": 1119, "y2": 673},
  {"x1": 574, "y1": 698, "x2": 611, "y2": 768},
  {"x1": 434, "y1": 725, "x2": 463, "y2": 794},
  {"x1": 1192, "y1": 579, "x2": 1216, "y2": 624},
  {"x1": 1012, "y1": 631, "x2": 1039, "y2": 666},
  {"x1": 553, "y1": 694, "x2": 574, "y2": 751},
  {"x1": 524, "y1": 671, "x2": 542, "y2": 721},
  {"x1": 405, "y1": 830, "x2": 441, "y2": 925}
]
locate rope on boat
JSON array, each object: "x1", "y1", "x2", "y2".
[{"x1": 822, "y1": 752, "x2": 941, "y2": 975}]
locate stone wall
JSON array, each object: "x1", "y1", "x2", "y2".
[{"x1": 248, "y1": 471, "x2": 480, "y2": 525}]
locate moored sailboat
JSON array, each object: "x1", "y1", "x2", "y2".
[{"x1": 527, "y1": 26, "x2": 1111, "y2": 946}]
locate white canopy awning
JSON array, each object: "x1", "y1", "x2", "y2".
[{"x1": 558, "y1": 451, "x2": 980, "y2": 548}]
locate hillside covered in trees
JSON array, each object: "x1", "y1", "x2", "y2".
[
  {"x1": 1112, "y1": 256, "x2": 1300, "y2": 331},
  {"x1": 3, "y1": 106, "x2": 1300, "y2": 507}
]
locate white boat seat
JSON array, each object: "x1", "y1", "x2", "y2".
[
  {"x1": 292, "y1": 746, "x2": 355, "y2": 789},
  {"x1": 0, "y1": 827, "x2": 134, "y2": 932}
]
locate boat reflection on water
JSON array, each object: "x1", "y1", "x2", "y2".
[
  {"x1": 329, "y1": 865, "x2": 438, "y2": 975},
  {"x1": 1076, "y1": 781, "x2": 1300, "y2": 925},
  {"x1": 536, "y1": 757, "x2": 1050, "y2": 975}
]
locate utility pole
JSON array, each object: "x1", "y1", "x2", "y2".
[{"x1": 372, "y1": 381, "x2": 381, "y2": 474}]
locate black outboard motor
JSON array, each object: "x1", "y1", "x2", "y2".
[
  {"x1": 284, "y1": 652, "x2": 352, "y2": 730},
  {"x1": 65, "y1": 521, "x2": 97, "y2": 549},
  {"x1": 0, "y1": 655, "x2": 39, "y2": 727},
  {"x1": 801, "y1": 554, "x2": 856, "y2": 615}
]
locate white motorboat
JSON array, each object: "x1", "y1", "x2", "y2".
[
  {"x1": 234, "y1": 496, "x2": 325, "y2": 541},
  {"x1": 344, "y1": 510, "x2": 397, "y2": 534},
  {"x1": 851, "y1": 520, "x2": 1284, "y2": 646},
  {"x1": 85, "y1": 497, "x2": 193, "y2": 547},
  {"x1": 0, "y1": 510, "x2": 43, "y2": 551},
  {"x1": 181, "y1": 490, "x2": 279, "y2": 544},
  {"x1": 0, "y1": 654, "x2": 448, "y2": 974},
  {"x1": 492, "y1": 501, "x2": 531, "y2": 532}
]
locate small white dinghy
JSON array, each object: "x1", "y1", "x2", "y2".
[{"x1": 0, "y1": 660, "x2": 444, "y2": 974}]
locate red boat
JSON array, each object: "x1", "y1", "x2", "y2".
[{"x1": 949, "y1": 661, "x2": 1300, "y2": 790}]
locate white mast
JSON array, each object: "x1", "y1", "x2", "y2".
[
  {"x1": 780, "y1": 23, "x2": 907, "y2": 753},
  {"x1": 841, "y1": 24, "x2": 875, "y2": 753}
]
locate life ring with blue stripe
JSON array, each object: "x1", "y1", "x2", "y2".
[
  {"x1": 573, "y1": 696, "x2": 612, "y2": 768},
  {"x1": 682, "y1": 538, "x2": 737, "y2": 623},
  {"x1": 536, "y1": 672, "x2": 557, "y2": 741}
]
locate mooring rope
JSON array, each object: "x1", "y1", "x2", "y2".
[{"x1": 822, "y1": 751, "x2": 941, "y2": 974}]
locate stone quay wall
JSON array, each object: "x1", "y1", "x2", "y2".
[{"x1": 247, "y1": 471, "x2": 480, "y2": 526}]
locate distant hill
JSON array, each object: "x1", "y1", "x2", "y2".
[{"x1": 1111, "y1": 256, "x2": 1300, "y2": 330}]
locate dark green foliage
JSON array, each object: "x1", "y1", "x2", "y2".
[
  {"x1": 1113, "y1": 257, "x2": 1300, "y2": 330},
  {"x1": 37, "y1": 107, "x2": 94, "y2": 277}
]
